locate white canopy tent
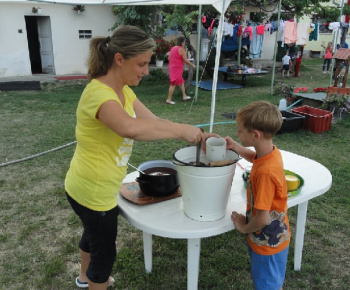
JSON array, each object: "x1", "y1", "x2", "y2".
[{"x1": 24, "y1": 0, "x2": 231, "y2": 133}]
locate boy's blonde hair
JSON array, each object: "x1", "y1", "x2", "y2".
[{"x1": 236, "y1": 101, "x2": 282, "y2": 137}]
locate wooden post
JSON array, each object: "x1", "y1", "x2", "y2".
[{"x1": 342, "y1": 59, "x2": 349, "y2": 87}]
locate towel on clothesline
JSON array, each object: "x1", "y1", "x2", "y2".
[
  {"x1": 284, "y1": 21, "x2": 297, "y2": 44},
  {"x1": 296, "y1": 23, "x2": 310, "y2": 45}
]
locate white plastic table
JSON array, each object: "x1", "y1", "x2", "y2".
[{"x1": 118, "y1": 150, "x2": 332, "y2": 290}]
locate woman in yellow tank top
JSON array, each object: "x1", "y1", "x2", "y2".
[{"x1": 65, "y1": 25, "x2": 207, "y2": 290}]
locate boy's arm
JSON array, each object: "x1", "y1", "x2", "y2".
[
  {"x1": 224, "y1": 136, "x2": 255, "y2": 162},
  {"x1": 232, "y1": 209, "x2": 270, "y2": 234}
]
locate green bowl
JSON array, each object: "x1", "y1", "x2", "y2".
[
  {"x1": 242, "y1": 170, "x2": 304, "y2": 198},
  {"x1": 284, "y1": 169, "x2": 304, "y2": 198}
]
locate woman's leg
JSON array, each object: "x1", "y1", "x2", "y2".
[
  {"x1": 79, "y1": 248, "x2": 90, "y2": 283},
  {"x1": 166, "y1": 85, "x2": 176, "y2": 104}
]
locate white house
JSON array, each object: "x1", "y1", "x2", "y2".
[{"x1": 0, "y1": 1, "x2": 117, "y2": 78}]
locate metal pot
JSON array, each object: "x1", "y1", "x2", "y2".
[{"x1": 135, "y1": 160, "x2": 179, "y2": 197}]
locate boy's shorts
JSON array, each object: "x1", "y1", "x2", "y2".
[
  {"x1": 248, "y1": 244, "x2": 289, "y2": 290},
  {"x1": 283, "y1": 64, "x2": 290, "y2": 72}
]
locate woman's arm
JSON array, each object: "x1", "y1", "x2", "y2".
[
  {"x1": 179, "y1": 47, "x2": 196, "y2": 68},
  {"x1": 97, "y1": 99, "x2": 202, "y2": 144}
]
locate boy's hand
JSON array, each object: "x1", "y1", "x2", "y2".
[
  {"x1": 224, "y1": 136, "x2": 240, "y2": 151},
  {"x1": 231, "y1": 211, "x2": 247, "y2": 233}
]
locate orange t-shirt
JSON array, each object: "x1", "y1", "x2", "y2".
[{"x1": 246, "y1": 146, "x2": 290, "y2": 255}]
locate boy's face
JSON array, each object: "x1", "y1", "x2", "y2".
[{"x1": 236, "y1": 121, "x2": 255, "y2": 147}]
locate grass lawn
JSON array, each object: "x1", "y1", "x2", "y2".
[{"x1": 0, "y1": 58, "x2": 349, "y2": 289}]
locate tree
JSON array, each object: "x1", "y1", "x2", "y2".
[
  {"x1": 111, "y1": 5, "x2": 199, "y2": 88},
  {"x1": 111, "y1": 6, "x2": 166, "y2": 38}
]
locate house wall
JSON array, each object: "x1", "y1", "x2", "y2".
[{"x1": 0, "y1": 2, "x2": 117, "y2": 77}]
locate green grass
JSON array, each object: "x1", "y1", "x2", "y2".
[{"x1": 0, "y1": 59, "x2": 349, "y2": 289}]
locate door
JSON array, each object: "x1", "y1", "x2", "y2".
[{"x1": 37, "y1": 17, "x2": 55, "y2": 74}]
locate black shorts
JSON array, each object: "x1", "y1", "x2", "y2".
[
  {"x1": 66, "y1": 192, "x2": 119, "y2": 283},
  {"x1": 283, "y1": 64, "x2": 290, "y2": 72}
]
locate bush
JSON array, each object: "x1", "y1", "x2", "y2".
[{"x1": 143, "y1": 69, "x2": 168, "y2": 82}]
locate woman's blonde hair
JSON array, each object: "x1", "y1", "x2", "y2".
[
  {"x1": 236, "y1": 101, "x2": 282, "y2": 137},
  {"x1": 87, "y1": 25, "x2": 155, "y2": 80}
]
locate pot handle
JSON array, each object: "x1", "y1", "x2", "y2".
[{"x1": 135, "y1": 177, "x2": 149, "y2": 184}]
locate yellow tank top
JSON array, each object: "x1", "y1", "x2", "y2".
[{"x1": 65, "y1": 79, "x2": 136, "y2": 211}]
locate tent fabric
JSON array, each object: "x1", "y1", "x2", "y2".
[
  {"x1": 24, "y1": 0, "x2": 229, "y2": 13},
  {"x1": 20, "y1": 0, "x2": 230, "y2": 132}
]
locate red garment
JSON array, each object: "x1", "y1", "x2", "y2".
[
  {"x1": 244, "y1": 26, "x2": 253, "y2": 40},
  {"x1": 294, "y1": 56, "x2": 302, "y2": 77},
  {"x1": 237, "y1": 25, "x2": 243, "y2": 36},
  {"x1": 256, "y1": 25, "x2": 265, "y2": 35},
  {"x1": 168, "y1": 46, "x2": 184, "y2": 86},
  {"x1": 324, "y1": 48, "x2": 333, "y2": 59}
]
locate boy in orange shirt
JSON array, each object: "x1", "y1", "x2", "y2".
[{"x1": 226, "y1": 101, "x2": 290, "y2": 289}]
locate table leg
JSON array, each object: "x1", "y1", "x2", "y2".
[
  {"x1": 241, "y1": 75, "x2": 247, "y2": 86},
  {"x1": 143, "y1": 232, "x2": 152, "y2": 273},
  {"x1": 294, "y1": 200, "x2": 308, "y2": 271},
  {"x1": 187, "y1": 238, "x2": 201, "y2": 290}
]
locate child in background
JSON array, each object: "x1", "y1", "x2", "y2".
[
  {"x1": 282, "y1": 50, "x2": 292, "y2": 77},
  {"x1": 322, "y1": 42, "x2": 333, "y2": 74},
  {"x1": 226, "y1": 101, "x2": 290, "y2": 290}
]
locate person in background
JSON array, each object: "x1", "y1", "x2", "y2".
[
  {"x1": 282, "y1": 50, "x2": 292, "y2": 77},
  {"x1": 65, "y1": 25, "x2": 205, "y2": 290},
  {"x1": 227, "y1": 101, "x2": 290, "y2": 290},
  {"x1": 322, "y1": 42, "x2": 333, "y2": 73},
  {"x1": 294, "y1": 45, "x2": 304, "y2": 77},
  {"x1": 166, "y1": 36, "x2": 196, "y2": 105}
]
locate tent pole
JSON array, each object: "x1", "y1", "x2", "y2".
[
  {"x1": 195, "y1": 5, "x2": 202, "y2": 102},
  {"x1": 209, "y1": 0, "x2": 226, "y2": 133},
  {"x1": 238, "y1": 30, "x2": 242, "y2": 65},
  {"x1": 270, "y1": 0, "x2": 282, "y2": 95}
]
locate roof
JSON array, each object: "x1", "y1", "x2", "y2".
[{"x1": 333, "y1": 48, "x2": 350, "y2": 60}]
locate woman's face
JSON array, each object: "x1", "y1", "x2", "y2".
[{"x1": 119, "y1": 49, "x2": 153, "y2": 86}]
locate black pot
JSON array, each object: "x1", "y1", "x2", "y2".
[{"x1": 135, "y1": 160, "x2": 179, "y2": 197}]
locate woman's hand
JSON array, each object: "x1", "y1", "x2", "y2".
[
  {"x1": 180, "y1": 125, "x2": 204, "y2": 144},
  {"x1": 199, "y1": 132, "x2": 220, "y2": 154}
]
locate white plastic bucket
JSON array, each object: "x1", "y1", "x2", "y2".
[{"x1": 173, "y1": 146, "x2": 239, "y2": 221}]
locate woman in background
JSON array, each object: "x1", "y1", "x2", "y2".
[
  {"x1": 65, "y1": 25, "x2": 204, "y2": 290},
  {"x1": 166, "y1": 36, "x2": 196, "y2": 105}
]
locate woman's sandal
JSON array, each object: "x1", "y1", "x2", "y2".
[
  {"x1": 76, "y1": 276, "x2": 115, "y2": 288},
  {"x1": 182, "y1": 96, "x2": 191, "y2": 101},
  {"x1": 166, "y1": 100, "x2": 175, "y2": 105}
]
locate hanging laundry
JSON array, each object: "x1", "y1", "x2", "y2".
[
  {"x1": 243, "y1": 25, "x2": 253, "y2": 40},
  {"x1": 296, "y1": 23, "x2": 310, "y2": 45},
  {"x1": 309, "y1": 23, "x2": 319, "y2": 41},
  {"x1": 249, "y1": 26, "x2": 264, "y2": 59},
  {"x1": 284, "y1": 21, "x2": 297, "y2": 44},
  {"x1": 329, "y1": 22, "x2": 340, "y2": 31}
]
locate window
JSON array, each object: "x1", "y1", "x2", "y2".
[{"x1": 79, "y1": 30, "x2": 92, "y2": 39}]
